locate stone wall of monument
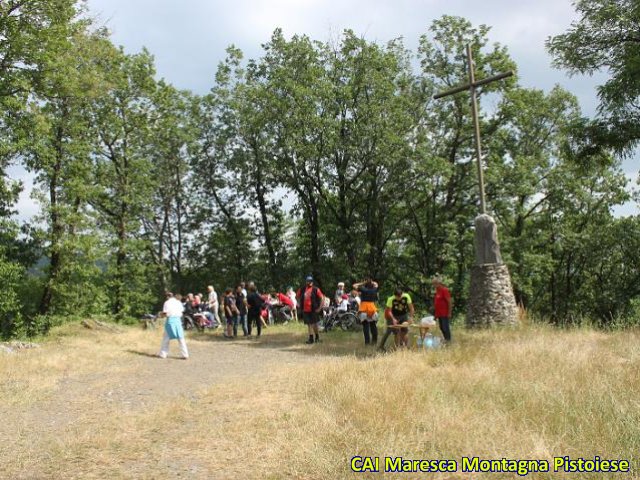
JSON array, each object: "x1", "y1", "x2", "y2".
[{"x1": 467, "y1": 263, "x2": 518, "y2": 327}]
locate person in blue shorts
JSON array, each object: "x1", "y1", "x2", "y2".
[{"x1": 158, "y1": 292, "x2": 189, "y2": 359}]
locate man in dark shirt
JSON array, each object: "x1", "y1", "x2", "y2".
[
  {"x1": 246, "y1": 282, "x2": 265, "y2": 338},
  {"x1": 235, "y1": 285, "x2": 248, "y2": 336},
  {"x1": 380, "y1": 287, "x2": 415, "y2": 350},
  {"x1": 223, "y1": 288, "x2": 238, "y2": 338}
]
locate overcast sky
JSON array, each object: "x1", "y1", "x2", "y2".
[{"x1": 10, "y1": 0, "x2": 639, "y2": 218}]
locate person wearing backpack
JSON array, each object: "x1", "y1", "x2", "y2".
[{"x1": 297, "y1": 276, "x2": 324, "y2": 344}]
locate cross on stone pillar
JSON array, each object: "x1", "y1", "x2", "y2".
[{"x1": 433, "y1": 43, "x2": 518, "y2": 327}]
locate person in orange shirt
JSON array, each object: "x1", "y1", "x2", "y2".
[
  {"x1": 353, "y1": 278, "x2": 379, "y2": 346},
  {"x1": 432, "y1": 275, "x2": 453, "y2": 343}
]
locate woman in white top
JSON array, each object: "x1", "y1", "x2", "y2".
[
  {"x1": 207, "y1": 285, "x2": 221, "y2": 326},
  {"x1": 158, "y1": 292, "x2": 189, "y2": 359}
]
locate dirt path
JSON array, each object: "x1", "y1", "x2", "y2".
[
  {"x1": 0, "y1": 329, "x2": 334, "y2": 479},
  {"x1": 5, "y1": 333, "x2": 319, "y2": 418}
]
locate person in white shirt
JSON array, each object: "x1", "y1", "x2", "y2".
[
  {"x1": 286, "y1": 287, "x2": 298, "y2": 321},
  {"x1": 207, "y1": 285, "x2": 221, "y2": 326},
  {"x1": 337, "y1": 294, "x2": 349, "y2": 313},
  {"x1": 158, "y1": 292, "x2": 189, "y2": 359}
]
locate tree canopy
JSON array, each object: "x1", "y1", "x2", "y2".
[
  {"x1": 0, "y1": 2, "x2": 638, "y2": 338},
  {"x1": 547, "y1": 0, "x2": 640, "y2": 155}
]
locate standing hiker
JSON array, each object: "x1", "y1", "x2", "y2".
[
  {"x1": 433, "y1": 275, "x2": 453, "y2": 344},
  {"x1": 353, "y1": 278, "x2": 379, "y2": 346},
  {"x1": 297, "y1": 276, "x2": 324, "y2": 344},
  {"x1": 158, "y1": 292, "x2": 189, "y2": 360}
]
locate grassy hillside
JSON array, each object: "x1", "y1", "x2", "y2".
[{"x1": 0, "y1": 321, "x2": 638, "y2": 479}]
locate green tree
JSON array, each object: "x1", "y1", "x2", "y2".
[
  {"x1": 189, "y1": 52, "x2": 257, "y2": 291},
  {"x1": 142, "y1": 81, "x2": 198, "y2": 292},
  {"x1": 547, "y1": 0, "x2": 640, "y2": 155},
  {"x1": 0, "y1": 0, "x2": 79, "y2": 214},
  {"x1": 22, "y1": 27, "x2": 112, "y2": 315},
  {"x1": 90, "y1": 48, "x2": 159, "y2": 318}
]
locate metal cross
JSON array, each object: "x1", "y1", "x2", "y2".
[{"x1": 433, "y1": 44, "x2": 513, "y2": 214}]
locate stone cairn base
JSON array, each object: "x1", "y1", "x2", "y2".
[{"x1": 467, "y1": 263, "x2": 518, "y2": 327}]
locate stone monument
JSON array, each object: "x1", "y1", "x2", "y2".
[
  {"x1": 434, "y1": 44, "x2": 518, "y2": 327},
  {"x1": 466, "y1": 214, "x2": 517, "y2": 327}
]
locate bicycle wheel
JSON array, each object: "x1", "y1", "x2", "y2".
[{"x1": 339, "y1": 313, "x2": 358, "y2": 331}]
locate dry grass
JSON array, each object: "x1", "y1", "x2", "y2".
[
  {"x1": 0, "y1": 322, "x2": 160, "y2": 407},
  {"x1": 1, "y1": 321, "x2": 638, "y2": 479}
]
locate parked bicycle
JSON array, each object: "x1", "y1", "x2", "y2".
[{"x1": 322, "y1": 306, "x2": 358, "y2": 332}]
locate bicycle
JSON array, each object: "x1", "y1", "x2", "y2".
[{"x1": 322, "y1": 306, "x2": 358, "y2": 332}]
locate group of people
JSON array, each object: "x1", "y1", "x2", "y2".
[
  {"x1": 157, "y1": 275, "x2": 453, "y2": 358},
  {"x1": 330, "y1": 275, "x2": 452, "y2": 350}
]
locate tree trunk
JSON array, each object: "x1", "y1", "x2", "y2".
[
  {"x1": 253, "y1": 146, "x2": 278, "y2": 286},
  {"x1": 38, "y1": 120, "x2": 65, "y2": 315}
]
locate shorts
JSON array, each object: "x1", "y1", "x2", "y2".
[
  {"x1": 302, "y1": 311, "x2": 319, "y2": 325},
  {"x1": 387, "y1": 314, "x2": 409, "y2": 334},
  {"x1": 359, "y1": 301, "x2": 378, "y2": 321},
  {"x1": 226, "y1": 315, "x2": 237, "y2": 325},
  {"x1": 359, "y1": 311, "x2": 378, "y2": 323}
]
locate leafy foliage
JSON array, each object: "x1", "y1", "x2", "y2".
[
  {"x1": 0, "y1": 5, "x2": 638, "y2": 336},
  {"x1": 547, "y1": 0, "x2": 640, "y2": 155}
]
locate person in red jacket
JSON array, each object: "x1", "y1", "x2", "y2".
[
  {"x1": 297, "y1": 276, "x2": 324, "y2": 344},
  {"x1": 432, "y1": 275, "x2": 453, "y2": 343}
]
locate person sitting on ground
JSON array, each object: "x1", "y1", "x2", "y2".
[
  {"x1": 380, "y1": 287, "x2": 415, "y2": 351},
  {"x1": 297, "y1": 276, "x2": 324, "y2": 344},
  {"x1": 158, "y1": 292, "x2": 189, "y2": 359},
  {"x1": 353, "y1": 277, "x2": 379, "y2": 346}
]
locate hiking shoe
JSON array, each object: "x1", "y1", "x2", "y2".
[
  {"x1": 305, "y1": 338, "x2": 315, "y2": 344},
  {"x1": 315, "y1": 337, "x2": 321, "y2": 343}
]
